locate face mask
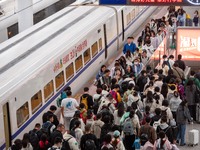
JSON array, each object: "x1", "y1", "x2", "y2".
[{"x1": 134, "y1": 62, "x2": 138, "y2": 65}]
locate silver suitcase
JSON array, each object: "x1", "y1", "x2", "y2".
[{"x1": 188, "y1": 129, "x2": 199, "y2": 146}]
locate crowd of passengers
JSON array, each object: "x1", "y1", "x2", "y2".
[{"x1": 8, "y1": 6, "x2": 200, "y2": 150}]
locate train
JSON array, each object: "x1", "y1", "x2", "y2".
[{"x1": 0, "y1": 4, "x2": 159, "y2": 149}]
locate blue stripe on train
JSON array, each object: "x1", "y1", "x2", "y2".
[{"x1": 0, "y1": 6, "x2": 150, "y2": 149}]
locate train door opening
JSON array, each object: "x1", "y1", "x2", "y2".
[
  {"x1": 121, "y1": 10, "x2": 125, "y2": 41},
  {"x1": 103, "y1": 24, "x2": 108, "y2": 59},
  {"x1": 3, "y1": 102, "x2": 11, "y2": 149}
]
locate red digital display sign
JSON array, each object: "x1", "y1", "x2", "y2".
[{"x1": 126, "y1": 0, "x2": 199, "y2": 5}]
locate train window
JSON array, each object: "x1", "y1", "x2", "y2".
[
  {"x1": 83, "y1": 48, "x2": 91, "y2": 65},
  {"x1": 44, "y1": 80, "x2": 54, "y2": 101},
  {"x1": 99, "y1": 38, "x2": 102, "y2": 51},
  {"x1": 55, "y1": 71, "x2": 64, "y2": 91},
  {"x1": 131, "y1": 9, "x2": 135, "y2": 20},
  {"x1": 31, "y1": 90, "x2": 42, "y2": 114},
  {"x1": 127, "y1": 13, "x2": 131, "y2": 25},
  {"x1": 66, "y1": 63, "x2": 74, "y2": 81},
  {"x1": 75, "y1": 55, "x2": 83, "y2": 72},
  {"x1": 17, "y1": 102, "x2": 29, "y2": 128},
  {"x1": 92, "y1": 42, "x2": 98, "y2": 57}
]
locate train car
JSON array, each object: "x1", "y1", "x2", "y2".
[{"x1": 0, "y1": 4, "x2": 158, "y2": 149}]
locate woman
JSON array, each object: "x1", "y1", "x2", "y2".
[
  {"x1": 74, "y1": 120, "x2": 84, "y2": 146},
  {"x1": 193, "y1": 10, "x2": 199, "y2": 26},
  {"x1": 113, "y1": 102, "x2": 125, "y2": 128},
  {"x1": 169, "y1": 91, "x2": 182, "y2": 120},
  {"x1": 95, "y1": 65, "x2": 107, "y2": 87},
  {"x1": 154, "y1": 131, "x2": 172, "y2": 150},
  {"x1": 125, "y1": 65, "x2": 134, "y2": 77},
  {"x1": 143, "y1": 91, "x2": 156, "y2": 113},
  {"x1": 176, "y1": 100, "x2": 193, "y2": 146},
  {"x1": 38, "y1": 134, "x2": 51, "y2": 150},
  {"x1": 111, "y1": 130, "x2": 125, "y2": 150},
  {"x1": 125, "y1": 50, "x2": 134, "y2": 65},
  {"x1": 22, "y1": 133, "x2": 33, "y2": 150},
  {"x1": 161, "y1": 83, "x2": 169, "y2": 100},
  {"x1": 185, "y1": 79, "x2": 196, "y2": 121},
  {"x1": 101, "y1": 134, "x2": 113, "y2": 149}
]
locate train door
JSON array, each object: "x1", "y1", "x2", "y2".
[
  {"x1": 121, "y1": 10, "x2": 125, "y2": 41},
  {"x1": 3, "y1": 102, "x2": 11, "y2": 149},
  {"x1": 103, "y1": 24, "x2": 108, "y2": 59}
]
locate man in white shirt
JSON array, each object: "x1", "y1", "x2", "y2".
[
  {"x1": 61, "y1": 90, "x2": 79, "y2": 130},
  {"x1": 168, "y1": 55, "x2": 175, "y2": 69}
]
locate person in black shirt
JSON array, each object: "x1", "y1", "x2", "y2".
[
  {"x1": 80, "y1": 124, "x2": 99, "y2": 150},
  {"x1": 50, "y1": 124, "x2": 64, "y2": 144},
  {"x1": 175, "y1": 54, "x2": 186, "y2": 71},
  {"x1": 80, "y1": 87, "x2": 94, "y2": 110},
  {"x1": 42, "y1": 105, "x2": 59, "y2": 127}
]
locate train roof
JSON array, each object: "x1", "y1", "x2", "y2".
[{"x1": 0, "y1": 5, "x2": 124, "y2": 98}]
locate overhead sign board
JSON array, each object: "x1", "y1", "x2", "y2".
[{"x1": 99, "y1": 0, "x2": 200, "y2": 5}]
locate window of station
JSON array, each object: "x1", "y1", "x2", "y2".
[
  {"x1": 75, "y1": 55, "x2": 83, "y2": 72},
  {"x1": 91, "y1": 42, "x2": 98, "y2": 57},
  {"x1": 66, "y1": 63, "x2": 74, "y2": 81},
  {"x1": 127, "y1": 13, "x2": 131, "y2": 25},
  {"x1": 131, "y1": 9, "x2": 135, "y2": 20},
  {"x1": 83, "y1": 48, "x2": 91, "y2": 65},
  {"x1": 99, "y1": 38, "x2": 102, "y2": 51},
  {"x1": 44, "y1": 80, "x2": 54, "y2": 101},
  {"x1": 31, "y1": 91, "x2": 42, "y2": 114},
  {"x1": 17, "y1": 102, "x2": 29, "y2": 128},
  {"x1": 55, "y1": 71, "x2": 64, "y2": 91}
]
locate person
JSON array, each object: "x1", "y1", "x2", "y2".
[
  {"x1": 98, "y1": 94, "x2": 116, "y2": 114},
  {"x1": 160, "y1": 100, "x2": 173, "y2": 122},
  {"x1": 50, "y1": 124, "x2": 64, "y2": 144},
  {"x1": 21, "y1": 133, "x2": 33, "y2": 150},
  {"x1": 96, "y1": 65, "x2": 107, "y2": 85},
  {"x1": 48, "y1": 137, "x2": 62, "y2": 150},
  {"x1": 111, "y1": 130, "x2": 125, "y2": 150},
  {"x1": 140, "y1": 50, "x2": 149, "y2": 65},
  {"x1": 74, "y1": 120, "x2": 84, "y2": 146},
  {"x1": 139, "y1": 117, "x2": 157, "y2": 146},
  {"x1": 110, "y1": 84, "x2": 121, "y2": 106},
  {"x1": 142, "y1": 40, "x2": 154, "y2": 58},
  {"x1": 169, "y1": 91, "x2": 182, "y2": 120},
  {"x1": 113, "y1": 102, "x2": 125, "y2": 127},
  {"x1": 168, "y1": 55, "x2": 175, "y2": 69},
  {"x1": 150, "y1": 108, "x2": 162, "y2": 127},
  {"x1": 93, "y1": 88, "x2": 103, "y2": 115},
  {"x1": 193, "y1": 10, "x2": 199, "y2": 26},
  {"x1": 41, "y1": 114, "x2": 56, "y2": 137},
  {"x1": 9, "y1": 139, "x2": 22, "y2": 150},
  {"x1": 42, "y1": 105, "x2": 59, "y2": 127},
  {"x1": 185, "y1": 70, "x2": 200, "y2": 89},
  {"x1": 123, "y1": 37, "x2": 136, "y2": 54},
  {"x1": 185, "y1": 79, "x2": 196, "y2": 121},
  {"x1": 175, "y1": 54, "x2": 186, "y2": 71},
  {"x1": 80, "y1": 124, "x2": 99, "y2": 150},
  {"x1": 132, "y1": 58, "x2": 143, "y2": 77},
  {"x1": 29, "y1": 123, "x2": 42, "y2": 149},
  {"x1": 156, "y1": 116, "x2": 173, "y2": 143},
  {"x1": 80, "y1": 87, "x2": 93, "y2": 110},
  {"x1": 172, "y1": 63, "x2": 184, "y2": 82},
  {"x1": 176, "y1": 100, "x2": 193, "y2": 146},
  {"x1": 100, "y1": 115, "x2": 113, "y2": 143},
  {"x1": 91, "y1": 113, "x2": 104, "y2": 143},
  {"x1": 38, "y1": 134, "x2": 51, "y2": 150},
  {"x1": 125, "y1": 50, "x2": 135, "y2": 65},
  {"x1": 61, "y1": 90, "x2": 79, "y2": 130},
  {"x1": 99, "y1": 69, "x2": 112, "y2": 89},
  {"x1": 101, "y1": 134, "x2": 113, "y2": 149},
  {"x1": 62, "y1": 132, "x2": 79, "y2": 150},
  {"x1": 154, "y1": 131, "x2": 172, "y2": 150},
  {"x1": 137, "y1": 70, "x2": 148, "y2": 93}
]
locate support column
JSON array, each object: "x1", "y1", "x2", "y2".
[{"x1": 15, "y1": 0, "x2": 33, "y2": 33}]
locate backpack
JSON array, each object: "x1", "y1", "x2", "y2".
[
  {"x1": 85, "y1": 139, "x2": 96, "y2": 149},
  {"x1": 161, "y1": 109, "x2": 168, "y2": 118},
  {"x1": 93, "y1": 96, "x2": 102, "y2": 115},
  {"x1": 81, "y1": 96, "x2": 88, "y2": 110},
  {"x1": 122, "y1": 118, "x2": 134, "y2": 136},
  {"x1": 29, "y1": 130, "x2": 39, "y2": 148},
  {"x1": 140, "y1": 126, "x2": 151, "y2": 146},
  {"x1": 61, "y1": 137, "x2": 72, "y2": 150},
  {"x1": 41, "y1": 122, "x2": 53, "y2": 137}
]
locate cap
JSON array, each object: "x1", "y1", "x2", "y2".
[{"x1": 113, "y1": 130, "x2": 120, "y2": 138}]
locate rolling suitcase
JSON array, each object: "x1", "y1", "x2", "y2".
[
  {"x1": 196, "y1": 104, "x2": 200, "y2": 123},
  {"x1": 188, "y1": 129, "x2": 199, "y2": 146}
]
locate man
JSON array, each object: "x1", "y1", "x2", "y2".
[
  {"x1": 137, "y1": 70, "x2": 148, "y2": 92},
  {"x1": 172, "y1": 63, "x2": 184, "y2": 81},
  {"x1": 41, "y1": 114, "x2": 56, "y2": 137},
  {"x1": 139, "y1": 117, "x2": 157, "y2": 146},
  {"x1": 168, "y1": 55, "x2": 175, "y2": 69},
  {"x1": 140, "y1": 50, "x2": 149, "y2": 65},
  {"x1": 61, "y1": 90, "x2": 79, "y2": 130},
  {"x1": 50, "y1": 124, "x2": 65, "y2": 144},
  {"x1": 99, "y1": 69, "x2": 112, "y2": 89},
  {"x1": 132, "y1": 58, "x2": 143, "y2": 77},
  {"x1": 42, "y1": 105, "x2": 59, "y2": 127},
  {"x1": 48, "y1": 137, "x2": 62, "y2": 150},
  {"x1": 123, "y1": 37, "x2": 136, "y2": 54},
  {"x1": 175, "y1": 54, "x2": 186, "y2": 71},
  {"x1": 80, "y1": 124, "x2": 99, "y2": 150},
  {"x1": 63, "y1": 132, "x2": 79, "y2": 150},
  {"x1": 185, "y1": 70, "x2": 200, "y2": 89},
  {"x1": 29, "y1": 123, "x2": 42, "y2": 149},
  {"x1": 80, "y1": 87, "x2": 93, "y2": 110}
]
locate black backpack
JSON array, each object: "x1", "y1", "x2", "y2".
[
  {"x1": 41, "y1": 122, "x2": 53, "y2": 137},
  {"x1": 29, "y1": 130, "x2": 39, "y2": 148},
  {"x1": 61, "y1": 137, "x2": 72, "y2": 150},
  {"x1": 85, "y1": 139, "x2": 96, "y2": 150}
]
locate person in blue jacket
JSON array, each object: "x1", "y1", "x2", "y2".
[{"x1": 123, "y1": 37, "x2": 136, "y2": 54}]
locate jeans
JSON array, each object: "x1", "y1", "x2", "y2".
[{"x1": 177, "y1": 124, "x2": 186, "y2": 145}]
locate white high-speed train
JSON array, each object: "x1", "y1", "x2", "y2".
[{"x1": 0, "y1": 4, "x2": 158, "y2": 149}]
